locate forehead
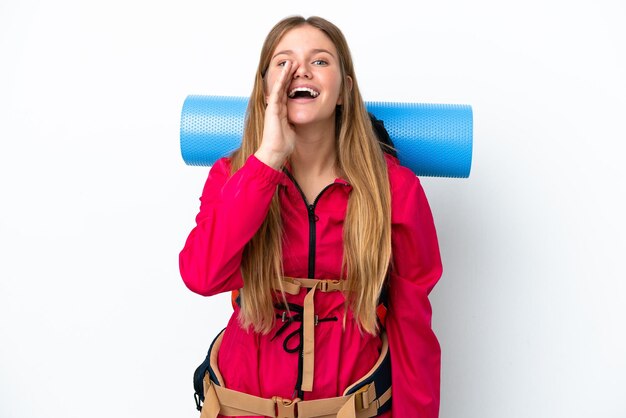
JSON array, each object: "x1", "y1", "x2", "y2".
[{"x1": 273, "y1": 24, "x2": 337, "y2": 56}]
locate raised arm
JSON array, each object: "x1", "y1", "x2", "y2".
[{"x1": 179, "y1": 156, "x2": 285, "y2": 296}]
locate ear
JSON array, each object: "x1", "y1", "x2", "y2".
[{"x1": 337, "y1": 76, "x2": 353, "y2": 105}]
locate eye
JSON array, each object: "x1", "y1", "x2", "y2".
[
  {"x1": 312, "y1": 59, "x2": 328, "y2": 66},
  {"x1": 277, "y1": 61, "x2": 287, "y2": 67}
]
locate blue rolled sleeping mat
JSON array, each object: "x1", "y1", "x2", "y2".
[{"x1": 180, "y1": 95, "x2": 473, "y2": 178}]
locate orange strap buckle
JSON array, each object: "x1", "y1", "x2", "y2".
[
  {"x1": 273, "y1": 396, "x2": 300, "y2": 418},
  {"x1": 318, "y1": 279, "x2": 342, "y2": 292}
]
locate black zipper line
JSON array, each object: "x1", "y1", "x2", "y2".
[
  {"x1": 282, "y1": 170, "x2": 334, "y2": 279},
  {"x1": 282, "y1": 170, "x2": 338, "y2": 399}
]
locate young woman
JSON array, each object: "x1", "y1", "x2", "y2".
[{"x1": 180, "y1": 15, "x2": 442, "y2": 417}]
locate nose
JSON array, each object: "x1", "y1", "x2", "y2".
[{"x1": 293, "y1": 62, "x2": 311, "y2": 79}]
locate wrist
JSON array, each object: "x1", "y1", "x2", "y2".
[{"x1": 254, "y1": 147, "x2": 288, "y2": 170}]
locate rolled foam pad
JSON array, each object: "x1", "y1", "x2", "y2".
[{"x1": 181, "y1": 95, "x2": 473, "y2": 178}]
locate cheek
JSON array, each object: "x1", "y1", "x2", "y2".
[
  {"x1": 264, "y1": 71, "x2": 279, "y2": 98},
  {"x1": 263, "y1": 78, "x2": 272, "y2": 100},
  {"x1": 330, "y1": 77, "x2": 344, "y2": 102}
]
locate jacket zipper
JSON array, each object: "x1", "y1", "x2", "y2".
[
  {"x1": 283, "y1": 170, "x2": 337, "y2": 398},
  {"x1": 283, "y1": 171, "x2": 335, "y2": 278}
]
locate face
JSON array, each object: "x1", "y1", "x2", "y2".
[{"x1": 265, "y1": 24, "x2": 349, "y2": 127}]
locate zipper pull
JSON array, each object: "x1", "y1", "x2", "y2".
[{"x1": 307, "y1": 205, "x2": 319, "y2": 222}]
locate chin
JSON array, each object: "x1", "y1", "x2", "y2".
[
  {"x1": 288, "y1": 112, "x2": 314, "y2": 125},
  {"x1": 288, "y1": 110, "x2": 334, "y2": 127}
]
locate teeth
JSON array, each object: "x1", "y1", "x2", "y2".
[{"x1": 288, "y1": 87, "x2": 320, "y2": 98}]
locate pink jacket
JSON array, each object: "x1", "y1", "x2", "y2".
[{"x1": 180, "y1": 154, "x2": 442, "y2": 417}]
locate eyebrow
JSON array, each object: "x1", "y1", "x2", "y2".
[{"x1": 271, "y1": 48, "x2": 336, "y2": 60}]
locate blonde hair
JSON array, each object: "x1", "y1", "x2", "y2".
[{"x1": 231, "y1": 16, "x2": 391, "y2": 335}]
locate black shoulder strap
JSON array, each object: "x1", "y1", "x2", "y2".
[{"x1": 369, "y1": 113, "x2": 397, "y2": 158}]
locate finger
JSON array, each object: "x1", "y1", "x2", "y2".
[
  {"x1": 276, "y1": 61, "x2": 300, "y2": 105},
  {"x1": 268, "y1": 61, "x2": 292, "y2": 106},
  {"x1": 281, "y1": 61, "x2": 298, "y2": 96}
]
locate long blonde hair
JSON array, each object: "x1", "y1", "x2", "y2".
[{"x1": 231, "y1": 16, "x2": 391, "y2": 335}]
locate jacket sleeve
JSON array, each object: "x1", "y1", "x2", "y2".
[
  {"x1": 385, "y1": 168, "x2": 443, "y2": 417},
  {"x1": 179, "y1": 155, "x2": 285, "y2": 296}
]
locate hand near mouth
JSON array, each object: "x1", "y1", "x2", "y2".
[{"x1": 255, "y1": 61, "x2": 298, "y2": 170}]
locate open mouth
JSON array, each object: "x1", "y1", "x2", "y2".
[{"x1": 288, "y1": 87, "x2": 320, "y2": 99}]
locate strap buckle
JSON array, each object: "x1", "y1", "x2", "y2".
[
  {"x1": 273, "y1": 396, "x2": 299, "y2": 418},
  {"x1": 318, "y1": 280, "x2": 341, "y2": 292},
  {"x1": 354, "y1": 383, "x2": 376, "y2": 411}
]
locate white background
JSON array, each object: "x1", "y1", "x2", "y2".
[{"x1": 1, "y1": 0, "x2": 625, "y2": 417}]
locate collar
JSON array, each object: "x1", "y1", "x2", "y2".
[{"x1": 281, "y1": 160, "x2": 351, "y2": 187}]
